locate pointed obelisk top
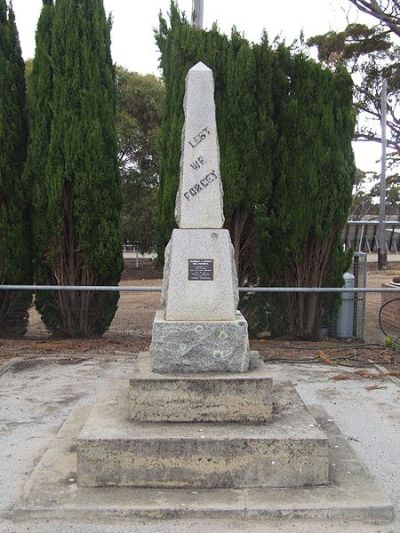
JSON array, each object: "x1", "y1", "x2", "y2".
[
  {"x1": 189, "y1": 61, "x2": 210, "y2": 72},
  {"x1": 175, "y1": 62, "x2": 224, "y2": 229}
]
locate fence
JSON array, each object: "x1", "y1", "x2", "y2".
[
  {"x1": 353, "y1": 252, "x2": 368, "y2": 340},
  {"x1": 124, "y1": 223, "x2": 400, "y2": 256},
  {"x1": 343, "y1": 221, "x2": 400, "y2": 253},
  {"x1": 1, "y1": 283, "x2": 400, "y2": 343}
]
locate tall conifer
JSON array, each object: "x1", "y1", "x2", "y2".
[
  {"x1": 0, "y1": 0, "x2": 30, "y2": 337},
  {"x1": 259, "y1": 52, "x2": 355, "y2": 337},
  {"x1": 25, "y1": 0, "x2": 54, "y2": 304},
  {"x1": 29, "y1": 0, "x2": 122, "y2": 337},
  {"x1": 155, "y1": 3, "x2": 272, "y2": 284},
  {"x1": 156, "y1": 3, "x2": 355, "y2": 338}
]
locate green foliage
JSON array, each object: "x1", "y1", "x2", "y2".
[
  {"x1": 259, "y1": 53, "x2": 356, "y2": 337},
  {"x1": 307, "y1": 14, "x2": 400, "y2": 164},
  {"x1": 350, "y1": 170, "x2": 400, "y2": 219},
  {"x1": 155, "y1": 3, "x2": 275, "y2": 285},
  {"x1": 116, "y1": 66, "x2": 164, "y2": 252},
  {"x1": 0, "y1": 0, "x2": 31, "y2": 337},
  {"x1": 156, "y1": 3, "x2": 355, "y2": 339},
  {"x1": 25, "y1": 0, "x2": 53, "y2": 292},
  {"x1": 384, "y1": 335, "x2": 400, "y2": 351},
  {"x1": 308, "y1": 23, "x2": 391, "y2": 64},
  {"x1": 27, "y1": 0, "x2": 122, "y2": 337}
]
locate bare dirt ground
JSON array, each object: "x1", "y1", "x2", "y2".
[
  {"x1": 0, "y1": 263, "x2": 399, "y2": 368},
  {"x1": 0, "y1": 278, "x2": 161, "y2": 361}
]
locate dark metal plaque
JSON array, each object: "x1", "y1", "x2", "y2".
[{"x1": 188, "y1": 259, "x2": 214, "y2": 281}]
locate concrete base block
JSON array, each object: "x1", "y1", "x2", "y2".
[
  {"x1": 150, "y1": 310, "x2": 250, "y2": 373},
  {"x1": 16, "y1": 403, "x2": 394, "y2": 523},
  {"x1": 77, "y1": 382, "x2": 329, "y2": 489},
  {"x1": 128, "y1": 352, "x2": 273, "y2": 423}
]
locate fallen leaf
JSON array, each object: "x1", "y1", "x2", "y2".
[
  {"x1": 365, "y1": 384, "x2": 387, "y2": 391},
  {"x1": 331, "y1": 373, "x2": 353, "y2": 381},
  {"x1": 381, "y1": 370, "x2": 400, "y2": 378},
  {"x1": 357, "y1": 370, "x2": 376, "y2": 379},
  {"x1": 319, "y1": 351, "x2": 335, "y2": 366},
  {"x1": 347, "y1": 436, "x2": 360, "y2": 442}
]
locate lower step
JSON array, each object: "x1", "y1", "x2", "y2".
[{"x1": 77, "y1": 382, "x2": 329, "y2": 489}]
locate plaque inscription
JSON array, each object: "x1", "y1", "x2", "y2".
[{"x1": 188, "y1": 259, "x2": 214, "y2": 281}]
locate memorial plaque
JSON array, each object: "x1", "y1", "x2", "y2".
[{"x1": 188, "y1": 259, "x2": 214, "y2": 281}]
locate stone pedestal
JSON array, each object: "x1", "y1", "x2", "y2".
[{"x1": 163, "y1": 229, "x2": 238, "y2": 322}]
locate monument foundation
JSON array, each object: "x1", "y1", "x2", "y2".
[
  {"x1": 77, "y1": 372, "x2": 329, "y2": 489},
  {"x1": 128, "y1": 352, "x2": 272, "y2": 423}
]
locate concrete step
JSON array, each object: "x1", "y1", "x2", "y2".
[
  {"x1": 17, "y1": 403, "x2": 394, "y2": 523},
  {"x1": 77, "y1": 381, "x2": 329, "y2": 489},
  {"x1": 128, "y1": 352, "x2": 273, "y2": 423}
]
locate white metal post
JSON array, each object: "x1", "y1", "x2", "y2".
[{"x1": 336, "y1": 272, "x2": 355, "y2": 339}]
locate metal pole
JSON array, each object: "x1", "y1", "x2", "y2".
[
  {"x1": 1, "y1": 285, "x2": 400, "y2": 294},
  {"x1": 192, "y1": 0, "x2": 204, "y2": 28},
  {"x1": 378, "y1": 78, "x2": 388, "y2": 270}
]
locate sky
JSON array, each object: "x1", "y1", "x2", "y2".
[{"x1": 11, "y1": 0, "x2": 381, "y2": 172}]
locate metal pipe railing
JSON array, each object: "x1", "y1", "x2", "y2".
[
  {"x1": 1, "y1": 285, "x2": 400, "y2": 294},
  {"x1": 239, "y1": 287, "x2": 400, "y2": 293},
  {"x1": 0, "y1": 285, "x2": 161, "y2": 292}
]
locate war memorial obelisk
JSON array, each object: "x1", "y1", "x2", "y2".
[
  {"x1": 77, "y1": 63, "x2": 331, "y2": 489},
  {"x1": 150, "y1": 62, "x2": 250, "y2": 373}
]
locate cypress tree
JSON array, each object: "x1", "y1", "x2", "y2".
[
  {"x1": 258, "y1": 52, "x2": 355, "y2": 338},
  {"x1": 30, "y1": 0, "x2": 122, "y2": 337},
  {"x1": 219, "y1": 30, "x2": 257, "y2": 280},
  {"x1": 25, "y1": 0, "x2": 54, "y2": 323},
  {"x1": 155, "y1": 3, "x2": 272, "y2": 285},
  {"x1": 156, "y1": 5, "x2": 355, "y2": 339},
  {"x1": 0, "y1": 0, "x2": 31, "y2": 337}
]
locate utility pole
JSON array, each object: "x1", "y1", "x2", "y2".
[
  {"x1": 378, "y1": 78, "x2": 387, "y2": 271},
  {"x1": 192, "y1": 0, "x2": 204, "y2": 29}
]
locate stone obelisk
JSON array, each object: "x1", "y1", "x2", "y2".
[{"x1": 151, "y1": 62, "x2": 250, "y2": 373}]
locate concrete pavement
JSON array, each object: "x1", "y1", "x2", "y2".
[{"x1": 0, "y1": 355, "x2": 399, "y2": 532}]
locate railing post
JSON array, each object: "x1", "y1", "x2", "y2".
[{"x1": 336, "y1": 272, "x2": 355, "y2": 339}]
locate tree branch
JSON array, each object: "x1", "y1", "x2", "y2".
[{"x1": 348, "y1": 0, "x2": 400, "y2": 38}]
